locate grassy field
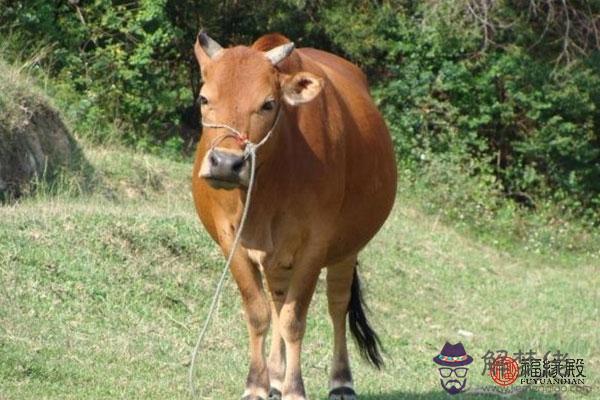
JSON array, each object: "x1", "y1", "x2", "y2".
[{"x1": 0, "y1": 145, "x2": 598, "y2": 400}]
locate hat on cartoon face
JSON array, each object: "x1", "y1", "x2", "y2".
[{"x1": 433, "y1": 342, "x2": 473, "y2": 367}]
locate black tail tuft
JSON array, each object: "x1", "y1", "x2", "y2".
[{"x1": 348, "y1": 265, "x2": 384, "y2": 369}]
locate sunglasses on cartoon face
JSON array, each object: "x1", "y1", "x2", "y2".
[{"x1": 438, "y1": 367, "x2": 468, "y2": 378}]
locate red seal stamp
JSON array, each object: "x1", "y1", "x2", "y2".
[{"x1": 490, "y1": 356, "x2": 519, "y2": 386}]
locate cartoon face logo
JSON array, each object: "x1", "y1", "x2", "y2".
[{"x1": 433, "y1": 342, "x2": 473, "y2": 395}]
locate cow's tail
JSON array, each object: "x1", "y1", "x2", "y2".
[{"x1": 348, "y1": 264, "x2": 384, "y2": 369}]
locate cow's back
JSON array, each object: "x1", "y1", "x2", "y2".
[
  {"x1": 294, "y1": 48, "x2": 397, "y2": 264},
  {"x1": 298, "y1": 48, "x2": 369, "y2": 90}
]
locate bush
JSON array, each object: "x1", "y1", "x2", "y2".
[
  {"x1": 1, "y1": 0, "x2": 598, "y2": 230},
  {"x1": 1, "y1": 0, "x2": 189, "y2": 146},
  {"x1": 367, "y1": 1, "x2": 600, "y2": 221}
]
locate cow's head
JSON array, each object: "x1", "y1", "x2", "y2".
[{"x1": 195, "y1": 32, "x2": 323, "y2": 189}]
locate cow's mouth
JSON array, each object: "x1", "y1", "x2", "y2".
[
  {"x1": 204, "y1": 176, "x2": 240, "y2": 190},
  {"x1": 203, "y1": 175, "x2": 251, "y2": 190}
]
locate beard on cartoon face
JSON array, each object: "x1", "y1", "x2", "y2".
[
  {"x1": 438, "y1": 367, "x2": 469, "y2": 395},
  {"x1": 440, "y1": 377, "x2": 467, "y2": 395}
]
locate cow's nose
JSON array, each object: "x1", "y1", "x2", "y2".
[{"x1": 204, "y1": 148, "x2": 249, "y2": 188}]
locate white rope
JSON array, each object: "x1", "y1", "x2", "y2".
[
  {"x1": 188, "y1": 107, "x2": 282, "y2": 399},
  {"x1": 202, "y1": 107, "x2": 282, "y2": 150}
]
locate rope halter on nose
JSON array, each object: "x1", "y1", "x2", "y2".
[
  {"x1": 189, "y1": 105, "x2": 282, "y2": 398},
  {"x1": 201, "y1": 105, "x2": 283, "y2": 159}
]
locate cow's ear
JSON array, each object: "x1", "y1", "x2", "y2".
[{"x1": 281, "y1": 72, "x2": 324, "y2": 106}]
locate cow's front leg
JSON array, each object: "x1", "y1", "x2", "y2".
[
  {"x1": 267, "y1": 298, "x2": 285, "y2": 400},
  {"x1": 230, "y1": 255, "x2": 271, "y2": 400},
  {"x1": 278, "y1": 263, "x2": 321, "y2": 400},
  {"x1": 264, "y1": 267, "x2": 293, "y2": 400}
]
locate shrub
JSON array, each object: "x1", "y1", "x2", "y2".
[
  {"x1": 0, "y1": 0, "x2": 189, "y2": 146},
  {"x1": 368, "y1": 1, "x2": 600, "y2": 221},
  {"x1": 1, "y1": 0, "x2": 598, "y2": 228}
]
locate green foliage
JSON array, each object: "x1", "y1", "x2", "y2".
[
  {"x1": 365, "y1": 1, "x2": 600, "y2": 223},
  {"x1": 1, "y1": 0, "x2": 598, "y2": 227},
  {"x1": 1, "y1": 0, "x2": 189, "y2": 146}
]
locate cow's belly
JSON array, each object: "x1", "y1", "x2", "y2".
[
  {"x1": 326, "y1": 196, "x2": 395, "y2": 265},
  {"x1": 325, "y1": 150, "x2": 397, "y2": 264}
]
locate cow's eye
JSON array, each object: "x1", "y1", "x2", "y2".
[
  {"x1": 198, "y1": 95, "x2": 208, "y2": 106},
  {"x1": 261, "y1": 100, "x2": 276, "y2": 111}
]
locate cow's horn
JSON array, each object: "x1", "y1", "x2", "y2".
[
  {"x1": 198, "y1": 32, "x2": 223, "y2": 59},
  {"x1": 265, "y1": 42, "x2": 295, "y2": 65}
]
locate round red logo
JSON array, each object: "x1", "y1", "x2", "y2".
[{"x1": 490, "y1": 356, "x2": 519, "y2": 386}]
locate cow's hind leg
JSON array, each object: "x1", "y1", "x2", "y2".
[
  {"x1": 326, "y1": 257, "x2": 384, "y2": 399},
  {"x1": 326, "y1": 256, "x2": 357, "y2": 400}
]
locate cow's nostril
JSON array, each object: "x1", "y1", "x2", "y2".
[
  {"x1": 231, "y1": 158, "x2": 245, "y2": 173},
  {"x1": 209, "y1": 152, "x2": 219, "y2": 167}
]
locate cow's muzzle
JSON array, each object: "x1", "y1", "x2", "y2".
[{"x1": 199, "y1": 147, "x2": 250, "y2": 189}]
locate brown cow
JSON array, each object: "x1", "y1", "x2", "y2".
[{"x1": 191, "y1": 32, "x2": 397, "y2": 400}]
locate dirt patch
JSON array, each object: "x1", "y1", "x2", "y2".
[{"x1": 0, "y1": 101, "x2": 85, "y2": 199}]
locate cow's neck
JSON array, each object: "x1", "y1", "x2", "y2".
[{"x1": 236, "y1": 110, "x2": 295, "y2": 251}]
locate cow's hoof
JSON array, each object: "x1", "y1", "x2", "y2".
[
  {"x1": 281, "y1": 395, "x2": 306, "y2": 400},
  {"x1": 329, "y1": 387, "x2": 357, "y2": 400},
  {"x1": 268, "y1": 388, "x2": 282, "y2": 400}
]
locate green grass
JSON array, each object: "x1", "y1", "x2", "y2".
[
  {"x1": 0, "y1": 56, "x2": 50, "y2": 131},
  {"x1": 0, "y1": 145, "x2": 598, "y2": 400}
]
